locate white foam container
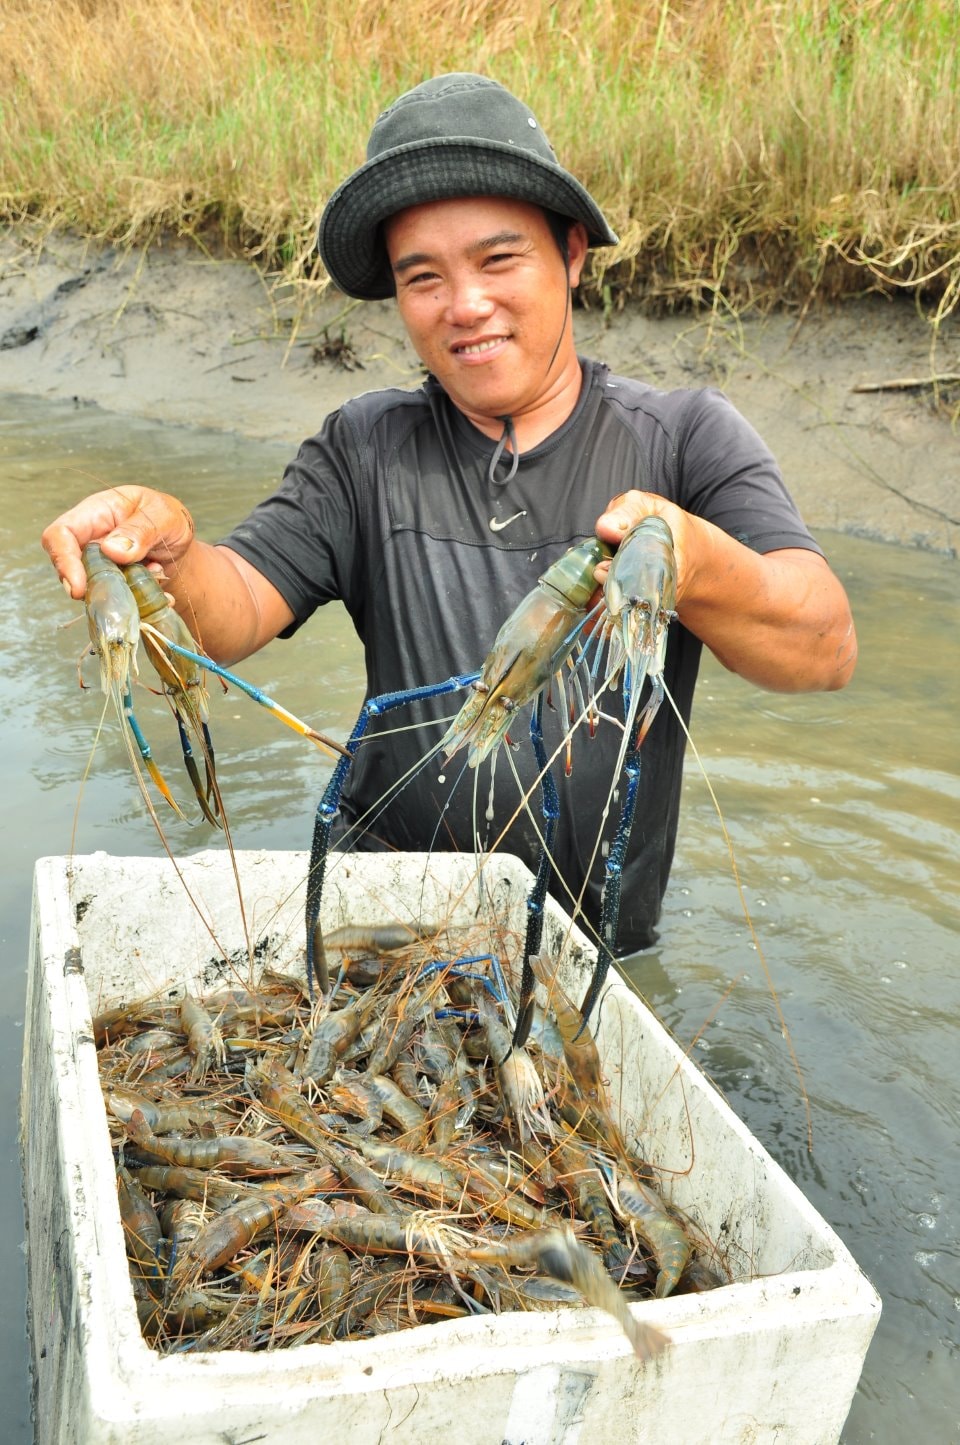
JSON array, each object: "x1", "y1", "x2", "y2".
[{"x1": 23, "y1": 849, "x2": 880, "y2": 1445}]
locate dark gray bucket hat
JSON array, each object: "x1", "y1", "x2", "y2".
[{"x1": 318, "y1": 72, "x2": 618, "y2": 300}]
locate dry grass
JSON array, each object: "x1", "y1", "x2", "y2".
[{"x1": 2, "y1": 0, "x2": 958, "y2": 314}]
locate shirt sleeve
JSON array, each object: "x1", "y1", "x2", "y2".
[
  {"x1": 219, "y1": 406, "x2": 368, "y2": 636},
  {"x1": 673, "y1": 388, "x2": 824, "y2": 557}
]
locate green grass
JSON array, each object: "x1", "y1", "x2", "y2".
[{"x1": 2, "y1": 0, "x2": 958, "y2": 314}]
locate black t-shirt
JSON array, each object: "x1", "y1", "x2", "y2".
[{"x1": 224, "y1": 359, "x2": 822, "y2": 951}]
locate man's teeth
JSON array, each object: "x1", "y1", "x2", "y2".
[{"x1": 458, "y1": 338, "x2": 503, "y2": 355}]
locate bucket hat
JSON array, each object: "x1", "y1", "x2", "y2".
[{"x1": 318, "y1": 72, "x2": 618, "y2": 300}]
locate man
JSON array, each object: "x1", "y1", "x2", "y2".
[{"x1": 42, "y1": 73, "x2": 857, "y2": 952}]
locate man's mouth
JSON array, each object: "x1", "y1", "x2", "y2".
[{"x1": 452, "y1": 336, "x2": 508, "y2": 356}]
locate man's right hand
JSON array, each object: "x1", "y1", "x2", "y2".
[{"x1": 41, "y1": 485, "x2": 197, "y2": 600}]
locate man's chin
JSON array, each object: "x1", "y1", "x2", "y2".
[{"x1": 443, "y1": 380, "x2": 525, "y2": 428}]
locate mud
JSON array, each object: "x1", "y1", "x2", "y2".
[{"x1": 1, "y1": 227, "x2": 957, "y2": 555}]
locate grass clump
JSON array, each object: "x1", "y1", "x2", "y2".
[{"x1": 1, "y1": 0, "x2": 958, "y2": 316}]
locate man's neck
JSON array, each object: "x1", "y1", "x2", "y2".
[{"x1": 455, "y1": 358, "x2": 585, "y2": 454}]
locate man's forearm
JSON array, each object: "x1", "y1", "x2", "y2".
[
  {"x1": 165, "y1": 543, "x2": 295, "y2": 666},
  {"x1": 43, "y1": 484, "x2": 293, "y2": 664},
  {"x1": 596, "y1": 493, "x2": 857, "y2": 694},
  {"x1": 678, "y1": 525, "x2": 857, "y2": 692}
]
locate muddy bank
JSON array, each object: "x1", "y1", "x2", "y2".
[{"x1": 1, "y1": 227, "x2": 957, "y2": 555}]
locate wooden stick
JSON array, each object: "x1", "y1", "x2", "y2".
[{"x1": 852, "y1": 373, "x2": 960, "y2": 393}]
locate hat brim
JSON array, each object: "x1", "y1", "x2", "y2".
[{"x1": 318, "y1": 137, "x2": 619, "y2": 300}]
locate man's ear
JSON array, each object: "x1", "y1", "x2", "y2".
[{"x1": 567, "y1": 222, "x2": 590, "y2": 288}]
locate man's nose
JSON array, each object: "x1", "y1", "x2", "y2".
[{"x1": 444, "y1": 276, "x2": 495, "y2": 326}]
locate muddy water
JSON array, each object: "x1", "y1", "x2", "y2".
[{"x1": 2, "y1": 394, "x2": 957, "y2": 1441}]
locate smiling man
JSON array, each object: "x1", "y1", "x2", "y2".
[
  {"x1": 42, "y1": 73, "x2": 856, "y2": 952},
  {"x1": 385, "y1": 197, "x2": 588, "y2": 445}
]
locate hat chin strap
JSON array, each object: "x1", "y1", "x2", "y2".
[
  {"x1": 487, "y1": 415, "x2": 519, "y2": 486},
  {"x1": 485, "y1": 271, "x2": 575, "y2": 490}
]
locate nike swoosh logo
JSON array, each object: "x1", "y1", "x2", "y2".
[{"x1": 489, "y1": 510, "x2": 528, "y2": 532}]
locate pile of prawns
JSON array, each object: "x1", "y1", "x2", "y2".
[{"x1": 102, "y1": 930, "x2": 723, "y2": 1357}]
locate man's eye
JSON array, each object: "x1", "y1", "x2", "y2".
[{"x1": 407, "y1": 270, "x2": 439, "y2": 287}]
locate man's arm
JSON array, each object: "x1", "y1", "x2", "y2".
[
  {"x1": 41, "y1": 485, "x2": 294, "y2": 664},
  {"x1": 595, "y1": 491, "x2": 857, "y2": 693}
]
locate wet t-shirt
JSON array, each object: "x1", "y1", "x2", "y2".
[{"x1": 223, "y1": 359, "x2": 822, "y2": 952}]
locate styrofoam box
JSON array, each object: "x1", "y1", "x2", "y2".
[{"x1": 23, "y1": 849, "x2": 880, "y2": 1445}]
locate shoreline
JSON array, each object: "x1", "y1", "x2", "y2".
[{"x1": 1, "y1": 228, "x2": 957, "y2": 556}]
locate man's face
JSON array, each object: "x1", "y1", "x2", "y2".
[{"x1": 384, "y1": 197, "x2": 588, "y2": 430}]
